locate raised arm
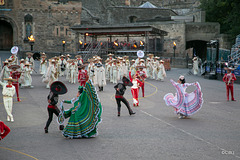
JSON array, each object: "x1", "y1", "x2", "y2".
[{"x1": 129, "y1": 71, "x2": 132, "y2": 81}]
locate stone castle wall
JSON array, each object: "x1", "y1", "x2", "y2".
[{"x1": 1, "y1": 0, "x2": 81, "y2": 53}]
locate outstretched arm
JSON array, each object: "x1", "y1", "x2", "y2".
[{"x1": 63, "y1": 100, "x2": 72, "y2": 104}]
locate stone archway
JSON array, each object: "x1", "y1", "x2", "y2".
[
  {"x1": 0, "y1": 20, "x2": 13, "y2": 50},
  {"x1": 186, "y1": 40, "x2": 207, "y2": 60}
]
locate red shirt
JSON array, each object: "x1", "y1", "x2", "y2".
[
  {"x1": 223, "y1": 73, "x2": 237, "y2": 86},
  {"x1": 136, "y1": 70, "x2": 147, "y2": 81},
  {"x1": 10, "y1": 71, "x2": 21, "y2": 84},
  {"x1": 0, "y1": 121, "x2": 11, "y2": 140},
  {"x1": 78, "y1": 70, "x2": 88, "y2": 82}
]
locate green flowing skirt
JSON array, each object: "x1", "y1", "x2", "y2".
[{"x1": 62, "y1": 80, "x2": 102, "y2": 138}]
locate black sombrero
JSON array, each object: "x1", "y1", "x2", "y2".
[
  {"x1": 50, "y1": 81, "x2": 68, "y2": 95},
  {"x1": 122, "y1": 76, "x2": 133, "y2": 87}
]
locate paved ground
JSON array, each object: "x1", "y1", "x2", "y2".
[{"x1": 0, "y1": 60, "x2": 240, "y2": 160}]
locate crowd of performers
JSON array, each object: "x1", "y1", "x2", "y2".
[{"x1": 0, "y1": 50, "x2": 238, "y2": 140}]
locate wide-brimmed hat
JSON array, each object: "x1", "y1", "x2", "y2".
[
  {"x1": 20, "y1": 59, "x2": 25, "y2": 62},
  {"x1": 75, "y1": 55, "x2": 81, "y2": 58},
  {"x1": 50, "y1": 81, "x2": 68, "y2": 95},
  {"x1": 60, "y1": 55, "x2": 65, "y2": 58},
  {"x1": 53, "y1": 56, "x2": 59, "y2": 60},
  {"x1": 131, "y1": 59, "x2": 135, "y2": 62},
  {"x1": 97, "y1": 57, "x2": 102, "y2": 60},
  {"x1": 108, "y1": 53, "x2": 114, "y2": 56},
  {"x1": 193, "y1": 57, "x2": 198, "y2": 60},
  {"x1": 4, "y1": 77, "x2": 17, "y2": 82},
  {"x1": 41, "y1": 52, "x2": 46, "y2": 55},
  {"x1": 25, "y1": 62, "x2": 32, "y2": 66},
  {"x1": 122, "y1": 76, "x2": 133, "y2": 87},
  {"x1": 9, "y1": 65, "x2": 20, "y2": 69},
  {"x1": 78, "y1": 64, "x2": 87, "y2": 69},
  {"x1": 67, "y1": 59, "x2": 73, "y2": 63},
  {"x1": 136, "y1": 65, "x2": 146, "y2": 69},
  {"x1": 224, "y1": 67, "x2": 235, "y2": 71},
  {"x1": 140, "y1": 59, "x2": 145, "y2": 62},
  {"x1": 87, "y1": 58, "x2": 93, "y2": 62},
  {"x1": 147, "y1": 54, "x2": 154, "y2": 57},
  {"x1": 159, "y1": 60, "x2": 164, "y2": 63},
  {"x1": 66, "y1": 54, "x2": 71, "y2": 57},
  {"x1": 154, "y1": 56, "x2": 160, "y2": 59},
  {"x1": 111, "y1": 59, "x2": 117, "y2": 62},
  {"x1": 3, "y1": 60, "x2": 9, "y2": 64},
  {"x1": 26, "y1": 52, "x2": 33, "y2": 56},
  {"x1": 41, "y1": 55, "x2": 47, "y2": 58}
]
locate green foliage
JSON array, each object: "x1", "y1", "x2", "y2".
[{"x1": 200, "y1": 0, "x2": 240, "y2": 42}]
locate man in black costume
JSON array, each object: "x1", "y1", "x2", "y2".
[
  {"x1": 114, "y1": 77, "x2": 135, "y2": 117},
  {"x1": 44, "y1": 81, "x2": 67, "y2": 133}
]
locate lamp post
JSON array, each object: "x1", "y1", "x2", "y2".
[
  {"x1": 28, "y1": 35, "x2": 35, "y2": 51},
  {"x1": 79, "y1": 40, "x2": 83, "y2": 50},
  {"x1": 173, "y1": 41, "x2": 176, "y2": 57},
  {"x1": 62, "y1": 40, "x2": 66, "y2": 53}
]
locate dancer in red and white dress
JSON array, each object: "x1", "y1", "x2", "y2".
[{"x1": 129, "y1": 72, "x2": 143, "y2": 106}]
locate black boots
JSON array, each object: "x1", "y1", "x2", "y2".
[
  {"x1": 130, "y1": 112, "x2": 136, "y2": 116},
  {"x1": 98, "y1": 86, "x2": 103, "y2": 92},
  {"x1": 118, "y1": 112, "x2": 120, "y2": 117}
]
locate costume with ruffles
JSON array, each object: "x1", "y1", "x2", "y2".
[
  {"x1": 163, "y1": 79, "x2": 203, "y2": 116},
  {"x1": 60, "y1": 80, "x2": 102, "y2": 138}
]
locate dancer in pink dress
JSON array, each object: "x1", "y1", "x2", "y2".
[{"x1": 163, "y1": 75, "x2": 203, "y2": 119}]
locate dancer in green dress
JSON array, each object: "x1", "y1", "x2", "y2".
[{"x1": 60, "y1": 80, "x2": 102, "y2": 138}]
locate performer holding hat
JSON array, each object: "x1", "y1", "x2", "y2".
[
  {"x1": 114, "y1": 77, "x2": 136, "y2": 116},
  {"x1": 223, "y1": 67, "x2": 237, "y2": 101},
  {"x1": 0, "y1": 77, "x2": 17, "y2": 122},
  {"x1": 44, "y1": 81, "x2": 67, "y2": 133}
]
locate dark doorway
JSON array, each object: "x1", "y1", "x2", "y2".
[
  {"x1": 0, "y1": 20, "x2": 13, "y2": 50},
  {"x1": 186, "y1": 40, "x2": 207, "y2": 61}
]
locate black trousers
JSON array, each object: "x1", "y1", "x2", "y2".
[
  {"x1": 116, "y1": 97, "x2": 133, "y2": 114},
  {"x1": 45, "y1": 107, "x2": 59, "y2": 130}
]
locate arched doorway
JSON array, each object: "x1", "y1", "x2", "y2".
[
  {"x1": 186, "y1": 40, "x2": 207, "y2": 61},
  {"x1": 0, "y1": 20, "x2": 13, "y2": 50}
]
